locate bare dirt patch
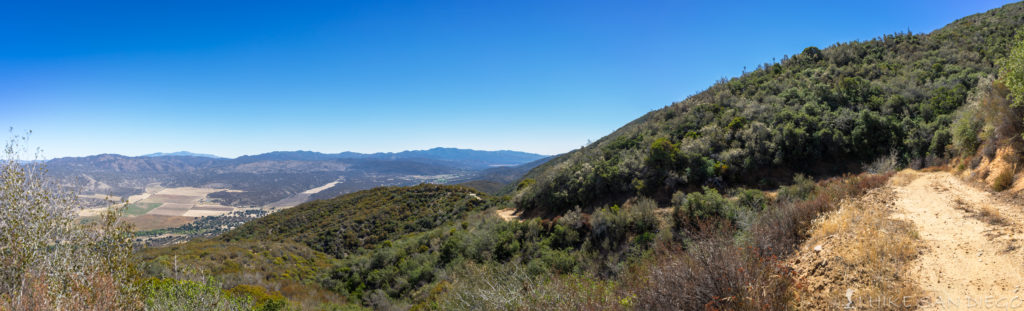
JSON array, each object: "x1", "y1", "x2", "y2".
[
  {"x1": 148, "y1": 203, "x2": 192, "y2": 216},
  {"x1": 496, "y1": 208, "x2": 519, "y2": 221},
  {"x1": 182, "y1": 210, "x2": 230, "y2": 217},
  {"x1": 142, "y1": 194, "x2": 199, "y2": 204},
  {"x1": 790, "y1": 169, "x2": 1024, "y2": 309},
  {"x1": 302, "y1": 181, "x2": 340, "y2": 195},
  {"x1": 892, "y1": 171, "x2": 1024, "y2": 310},
  {"x1": 191, "y1": 205, "x2": 234, "y2": 211},
  {"x1": 265, "y1": 179, "x2": 343, "y2": 209},
  {"x1": 126, "y1": 215, "x2": 196, "y2": 231}
]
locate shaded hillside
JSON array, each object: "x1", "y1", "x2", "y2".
[
  {"x1": 221, "y1": 184, "x2": 489, "y2": 258},
  {"x1": 517, "y1": 2, "x2": 1024, "y2": 216}
]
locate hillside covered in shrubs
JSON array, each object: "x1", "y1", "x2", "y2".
[{"x1": 516, "y1": 2, "x2": 1024, "y2": 216}]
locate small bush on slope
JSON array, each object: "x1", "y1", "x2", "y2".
[
  {"x1": 992, "y1": 167, "x2": 1015, "y2": 191},
  {"x1": 143, "y1": 278, "x2": 255, "y2": 311}
]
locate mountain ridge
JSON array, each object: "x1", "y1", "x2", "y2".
[
  {"x1": 141, "y1": 151, "x2": 224, "y2": 158},
  {"x1": 55, "y1": 147, "x2": 547, "y2": 169},
  {"x1": 48, "y1": 147, "x2": 549, "y2": 206}
]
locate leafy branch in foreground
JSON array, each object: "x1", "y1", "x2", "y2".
[{"x1": 0, "y1": 132, "x2": 139, "y2": 310}]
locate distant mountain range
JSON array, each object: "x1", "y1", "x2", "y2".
[
  {"x1": 138, "y1": 147, "x2": 544, "y2": 169},
  {"x1": 142, "y1": 151, "x2": 224, "y2": 158},
  {"x1": 48, "y1": 148, "x2": 549, "y2": 207}
]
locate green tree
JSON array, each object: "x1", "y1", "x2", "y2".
[{"x1": 1000, "y1": 35, "x2": 1024, "y2": 107}]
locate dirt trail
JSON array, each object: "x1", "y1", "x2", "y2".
[
  {"x1": 496, "y1": 208, "x2": 519, "y2": 221},
  {"x1": 892, "y1": 171, "x2": 1024, "y2": 309}
]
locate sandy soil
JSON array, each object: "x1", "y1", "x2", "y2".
[
  {"x1": 148, "y1": 203, "x2": 193, "y2": 216},
  {"x1": 496, "y1": 208, "x2": 519, "y2": 221},
  {"x1": 183, "y1": 209, "x2": 232, "y2": 217},
  {"x1": 893, "y1": 171, "x2": 1024, "y2": 309},
  {"x1": 265, "y1": 179, "x2": 343, "y2": 209},
  {"x1": 302, "y1": 181, "x2": 340, "y2": 194},
  {"x1": 142, "y1": 194, "x2": 199, "y2": 204},
  {"x1": 127, "y1": 192, "x2": 152, "y2": 203}
]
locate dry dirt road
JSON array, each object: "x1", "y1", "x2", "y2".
[{"x1": 893, "y1": 171, "x2": 1024, "y2": 309}]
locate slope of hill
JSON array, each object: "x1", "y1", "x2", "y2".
[
  {"x1": 141, "y1": 184, "x2": 496, "y2": 308},
  {"x1": 516, "y1": 2, "x2": 1024, "y2": 216},
  {"x1": 221, "y1": 184, "x2": 488, "y2": 257}
]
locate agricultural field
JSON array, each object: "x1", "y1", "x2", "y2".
[
  {"x1": 79, "y1": 179, "x2": 353, "y2": 235},
  {"x1": 123, "y1": 202, "x2": 163, "y2": 216},
  {"x1": 78, "y1": 185, "x2": 245, "y2": 231}
]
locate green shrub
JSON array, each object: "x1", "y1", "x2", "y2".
[
  {"x1": 227, "y1": 284, "x2": 287, "y2": 311},
  {"x1": 516, "y1": 178, "x2": 536, "y2": 191},
  {"x1": 1000, "y1": 32, "x2": 1024, "y2": 107},
  {"x1": 434, "y1": 263, "x2": 618, "y2": 310},
  {"x1": 930, "y1": 129, "x2": 952, "y2": 156},
  {"x1": 992, "y1": 168, "x2": 1015, "y2": 191},
  {"x1": 672, "y1": 187, "x2": 732, "y2": 231},
  {"x1": 951, "y1": 109, "x2": 983, "y2": 157},
  {"x1": 590, "y1": 205, "x2": 629, "y2": 250},
  {"x1": 779, "y1": 174, "x2": 816, "y2": 202},
  {"x1": 735, "y1": 188, "x2": 768, "y2": 211},
  {"x1": 143, "y1": 278, "x2": 254, "y2": 311},
  {"x1": 625, "y1": 197, "x2": 660, "y2": 234}
]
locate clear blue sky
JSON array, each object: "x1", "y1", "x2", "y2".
[{"x1": 0, "y1": 0, "x2": 1014, "y2": 158}]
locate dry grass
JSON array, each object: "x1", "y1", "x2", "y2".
[
  {"x1": 126, "y1": 215, "x2": 197, "y2": 231},
  {"x1": 750, "y1": 173, "x2": 892, "y2": 257},
  {"x1": 793, "y1": 187, "x2": 921, "y2": 310},
  {"x1": 953, "y1": 198, "x2": 1011, "y2": 226},
  {"x1": 889, "y1": 170, "x2": 921, "y2": 187},
  {"x1": 978, "y1": 205, "x2": 1010, "y2": 226},
  {"x1": 953, "y1": 198, "x2": 971, "y2": 212},
  {"x1": 621, "y1": 173, "x2": 894, "y2": 310},
  {"x1": 991, "y1": 167, "x2": 1015, "y2": 192},
  {"x1": 625, "y1": 237, "x2": 793, "y2": 311}
]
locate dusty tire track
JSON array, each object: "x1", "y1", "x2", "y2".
[{"x1": 892, "y1": 171, "x2": 1024, "y2": 309}]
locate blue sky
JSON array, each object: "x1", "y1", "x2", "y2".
[{"x1": 0, "y1": 0, "x2": 1014, "y2": 158}]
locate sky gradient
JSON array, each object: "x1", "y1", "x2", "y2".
[{"x1": 0, "y1": 0, "x2": 1015, "y2": 158}]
